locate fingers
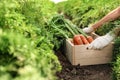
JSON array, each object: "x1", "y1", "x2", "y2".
[
  {"x1": 87, "y1": 43, "x2": 103, "y2": 50},
  {"x1": 82, "y1": 27, "x2": 89, "y2": 33},
  {"x1": 87, "y1": 41, "x2": 102, "y2": 50},
  {"x1": 82, "y1": 26, "x2": 94, "y2": 33},
  {"x1": 87, "y1": 37, "x2": 105, "y2": 50}
]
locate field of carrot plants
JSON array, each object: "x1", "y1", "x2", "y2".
[{"x1": 0, "y1": 0, "x2": 120, "y2": 80}]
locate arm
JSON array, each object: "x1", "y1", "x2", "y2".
[
  {"x1": 83, "y1": 6, "x2": 120, "y2": 49},
  {"x1": 92, "y1": 6, "x2": 120, "y2": 29},
  {"x1": 83, "y1": 6, "x2": 120, "y2": 33}
]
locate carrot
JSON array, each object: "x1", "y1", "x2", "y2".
[
  {"x1": 73, "y1": 35, "x2": 83, "y2": 45},
  {"x1": 86, "y1": 36, "x2": 94, "y2": 43},
  {"x1": 79, "y1": 34, "x2": 89, "y2": 44}
]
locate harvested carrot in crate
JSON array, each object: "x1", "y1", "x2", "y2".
[
  {"x1": 73, "y1": 35, "x2": 83, "y2": 45},
  {"x1": 86, "y1": 36, "x2": 94, "y2": 43},
  {"x1": 73, "y1": 34, "x2": 94, "y2": 45},
  {"x1": 79, "y1": 34, "x2": 89, "y2": 44}
]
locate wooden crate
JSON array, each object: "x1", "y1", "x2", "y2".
[{"x1": 65, "y1": 38, "x2": 114, "y2": 66}]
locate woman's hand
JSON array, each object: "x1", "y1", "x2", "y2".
[
  {"x1": 82, "y1": 26, "x2": 94, "y2": 33},
  {"x1": 87, "y1": 32, "x2": 115, "y2": 49}
]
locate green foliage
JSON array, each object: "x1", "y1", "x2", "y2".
[
  {"x1": 57, "y1": 0, "x2": 120, "y2": 35},
  {"x1": 18, "y1": 0, "x2": 57, "y2": 26},
  {"x1": 0, "y1": 0, "x2": 61, "y2": 80},
  {"x1": 112, "y1": 37, "x2": 120, "y2": 80},
  {"x1": 0, "y1": 31, "x2": 61, "y2": 80},
  {"x1": 0, "y1": 0, "x2": 23, "y2": 28},
  {"x1": 0, "y1": 29, "x2": 61, "y2": 80}
]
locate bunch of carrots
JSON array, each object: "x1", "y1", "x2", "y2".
[
  {"x1": 73, "y1": 34, "x2": 94, "y2": 45},
  {"x1": 49, "y1": 15, "x2": 94, "y2": 45}
]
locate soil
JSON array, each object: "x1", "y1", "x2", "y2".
[{"x1": 56, "y1": 51, "x2": 113, "y2": 80}]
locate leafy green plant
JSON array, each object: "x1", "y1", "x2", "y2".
[
  {"x1": 0, "y1": 29, "x2": 61, "y2": 80},
  {"x1": 0, "y1": 0, "x2": 61, "y2": 80},
  {"x1": 112, "y1": 37, "x2": 120, "y2": 80}
]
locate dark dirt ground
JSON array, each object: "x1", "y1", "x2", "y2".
[{"x1": 56, "y1": 51, "x2": 113, "y2": 80}]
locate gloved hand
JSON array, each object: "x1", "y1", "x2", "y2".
[
  {"x1": 87, "y1": 31, "x2": 115, "y2": 49},
  {"x1": 82, "y1": 26, "x2": 94, "y2": 33}
]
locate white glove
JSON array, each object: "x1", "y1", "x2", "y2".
[
  {"x1": 87, "y1": 32, "x2": 115, "y2": 49},
  {"x1": 83, "y1": 26, "x2": 94, "y2": 33}
]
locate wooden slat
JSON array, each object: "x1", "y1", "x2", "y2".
[
  {"x1": 74, "y1": 57, "x2": 112, "y2": 66},
  {"x1": 74, "y1": 43, "x2": 113, "y2": 53},
  {"x1": 65, "y1": 39, "x2": 74, "y2": 64},
  {"x1": 74, "y1": 48, "x2": 113, "y2": 59}
]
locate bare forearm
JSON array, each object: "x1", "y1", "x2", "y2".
[{"x1": 92, "y1": 7, "x2": 120, "y2": 29}]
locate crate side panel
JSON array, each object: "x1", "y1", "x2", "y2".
[
  {"x1": 74, "y1": 44, "x2": 113, "y2": 59},
  {"x1": 74, "y1": 57, "x2": 112, "y2": 66},
  {"x1": 74, "y1": 43, "x2": 113, "y2": 53},
  {"x1": 65, "y1": 39, "x2": 74, "y2": 64}
]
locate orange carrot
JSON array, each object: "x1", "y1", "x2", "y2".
[
  {"x1": 86, "y1": 36, "x2": 94, "y2": 43},
  {"x1": 73, "y1": 35, "x2": 83, "y2": 45},
  {"x1": 79, "y1": 34, "x2": 89, "y2": 44}
]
